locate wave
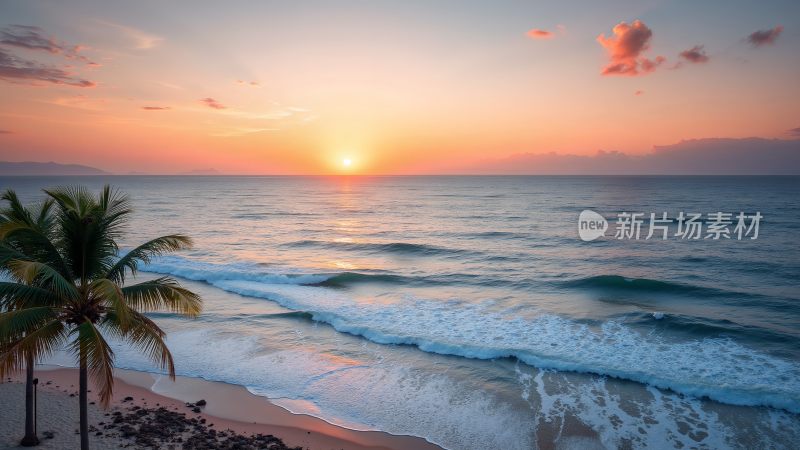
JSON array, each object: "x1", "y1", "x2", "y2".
[
  {"x1": 142, "y1": 257, "x2": 332, "y2": 286},
  {"x1": 140, "y1": 256, "x2": 800, "y2": 414},
  {"x1": 219, "y1": 280, "x2": 800, "y2": 413},
  {"x1": 624, "y1": 311, "x2": 800, "y2": 347},
  {"x1": 566, "y1": 275, "x2": 799, "y2": 314},
  {"x1": 561, "y1": 274, "x2": 759, "y2": 298},
  {"x1": 311, "y1": 272, "x2": 414, "y2": 287},
  {"x1": 283, "y1": 240, "x2": 471, "y2": 257}
]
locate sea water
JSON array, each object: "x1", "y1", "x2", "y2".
[{"x1": 5, "y1": 175, "x2": 800, "y2": 449}]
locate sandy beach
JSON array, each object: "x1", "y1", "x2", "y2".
[{"x1": 0, "y1": 365, "x2": 441, "y2": 450}]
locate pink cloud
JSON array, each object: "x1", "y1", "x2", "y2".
[
  {"x1": 200, "y1": 97, "x2": 226, "y2": 109},
  {"x1": 596, "y1": 20, "x2": 665, "y2": 76},
  {"x1": 747, "y1": 25, "x2": 783, "y2": 47},
  {"x1": 526, "y1": 29, "x2": 554, "y2": 39},
  {"x1": 142, "y1": 106, "x2": 171, "y2": 110},
  {"x1": 679, "y1": 45, "x2": 710, "y2": 64},
  {"x1": 634, "y1": 90, "x2": 644, "y2": 96}
]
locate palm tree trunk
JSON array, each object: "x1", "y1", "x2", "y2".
[
  {"x1": 79, "y1": 345, "x2": 89, "y2": 450},
  {"x1": 20, "y1": 354, "x2": 39, "y2": 446}
]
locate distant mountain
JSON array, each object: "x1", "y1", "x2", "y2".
[
  {"x1": 464, "y1": 138, "x2": 800, "y2": 175},
  {"x1": 0, "y1": 161, "x2": 109, "y2": 176},
  {"x1": 179, "y1": 168, "x2": 222, "y2": 175}
]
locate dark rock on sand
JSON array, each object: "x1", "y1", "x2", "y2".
[{"x1": 101, "y1": 405, "x2": 303, "y2": 450}]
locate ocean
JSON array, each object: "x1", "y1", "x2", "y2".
[{"x1": 4, "y1": 175, "x2": 799, "y2": 449}]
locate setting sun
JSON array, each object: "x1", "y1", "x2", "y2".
[{"x1": 342, "y1": 158, "x2": 352, "y2": 167}]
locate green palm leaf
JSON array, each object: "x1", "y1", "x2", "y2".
[
  {"x1": 6, "y1": 260, "x2": 79, "y2": 301},
  {"x1": 70, "y1": 321, "x2": 115, "y2": 406},
  {"x1": 106, "y1": 235, "x2": 192, "y2": 283},
  {"x1": 122, "y1": 276, "x2": 201, "y2": 317}
]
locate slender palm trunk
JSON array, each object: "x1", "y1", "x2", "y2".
[
  {"x1": 20, "y1": 354, "x2": 39, "y2": 446},
  {"x1": 79, "y1": 345, "x2": 89, "y2": 450}
]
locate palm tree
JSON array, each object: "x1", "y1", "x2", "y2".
[
  {"x1": 0, "y1": 186, "x2": 202, "y2": 450},
  {"x1": 0, "y1": 190, "x2": 57, "y2": 446}
]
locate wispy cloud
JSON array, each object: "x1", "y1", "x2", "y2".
[
  {"x1": 0, "y1": 48, "x2": 96, "y2": 87},
  {"x1": 200, "y1": 97, "x2": 226, "y2": 109},
  {"x1": 596, "y1": 20, "x2": 664, "y2": 76},
  {"x1": 788, "y1": 126, "x2": 800, "y2": 137},
  {"x1": 211, "y1": 127, "x2": 280, "y2": 137},
  {"x1": 747, "y1": 25, "x2": 783, "y2": 47},
  {"x1": 95, "y1": 20, "x2": 163, "y2": 50},
  {"x1": 47, "y1": 95, "x2": 106, "y2": 110},
  {"x1": 634, "y1": 90, "x2": 644, "y2": 96},
  {"x1": 0, "y1": 129, "x2": 13, "y2": 134},
  {"x1": 142, "y1": 106, "x2": 171, "y2": 110},
  {"x1": 236, "y1": 79, "x2": 260, "y2": 87},
  {"x1": 155, "y1": 81, "x2": 183, "y2": 90},
  {"x1": 0, "y1": 25, "x2": 97, "y2": 65}
]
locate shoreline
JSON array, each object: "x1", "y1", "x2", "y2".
[{"x1": 1, "y1": 365, "x2": 442, "y2": 450}]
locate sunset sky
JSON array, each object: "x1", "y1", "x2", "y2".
[{"x1": 0, "y1": 0, "x2": 798, "y2": 174}]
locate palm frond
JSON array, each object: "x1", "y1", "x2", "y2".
[
  {"x1": 106, "y1": 235, "x2": 192, "y2": 283},
  {"x1": 0, "y1": 319, "x2": 66, "y2": 377},
  {"x1": 102, "y1": 310, "x2": 175, "y2": 379},
  {"x1": 89, "y1": 278, "x2": 131, "y2": 328},
  {"x1": 70, "y1": 321, "x2": 115, "y2": 406},
  {"x1": 0, "y1": 306, "x2": 59, "y2": 342},
  {"x1": 0, "y1": 223, "x2": 71, "y2": 278},
  {"x1": 6, "y1": 260, "x2": 79, "y2": 301},
  {"x1": 122, "y1": 277, "x2": 201, "y2": 317},
  {"x1": 0, "y1": 189, "x2": 33, "y2": 225}
]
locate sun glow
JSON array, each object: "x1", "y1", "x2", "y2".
[{"x1": 342, "y1": 158, "x2": 352, "y2": 167}]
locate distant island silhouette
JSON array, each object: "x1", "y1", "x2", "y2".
[{"x1": 0, "y1": 161, "x2": 109, "y2": 176}]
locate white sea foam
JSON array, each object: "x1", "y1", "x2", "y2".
[
  {"x1": 89, "y1": 329, "x2": 535, "y2": 450},
  {"x1": 143, "y1": 256, "x2": 330, "y2": 286},
  {"x1": 139, "y1": 256, "x2": 800, "y2": 414},
  {"x1": 521, "y1": 366, "x2": 800, "y2": 450}
]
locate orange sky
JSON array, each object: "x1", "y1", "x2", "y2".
[{"x1": 0, "y1": 1, "x2": 798, "y2": 174}]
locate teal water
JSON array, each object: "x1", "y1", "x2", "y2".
[{"x1": 5, "y1": 175, "x2": 800, "y2": 449}]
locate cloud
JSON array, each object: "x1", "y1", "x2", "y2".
[
  {"x1": 95, "y1": 20, "x2": 163, "y2": 50},
  {"x1": 0, "y1": 129, "x2": 13, "y2": 134},
  {"x1": 236, "y1": 79, "x2": 260, "y2": 86},
  {"x1": 526, "y1": 25, "x2": 565, "y2": 40},
  {"x1": 788, "y1": 127, "x2": 800, "y2": 137},
  {"x1": 0, "y1": 48, "x2": 96, "y2": 87},
  {"x1": 747, "y1": 25, "x2": 783, "y2": 47},
  {"x1": 679, "y1": 45, "x2": 710, "y2": 63},
  {"x1": 200, "y1": 97, "x2": 226, "y2": 109},
  {"x1": 464, "y1": 138, "x2": 800, "y2": 175},
  {"x1": 142, "y1": 106, "x2": 171, "y2": 110},
  {"x1": 48, "y1": 95, "x2": 106, "y2": 110},
  {"x1": 211, "y1": 127, "x2": 280, "y2": 137},
  {"x1": 0, "y1": 25, "x2": 96, "y2": 65},
  {"x1": 526, "y1": 29, "x2": 554, "y2": 39},
  {"x1": 634, "y1": 90, "x2": 644, "y2": 96},
  {"x1": 597, "y1": 20, "x2": 665, "y2": 76}
]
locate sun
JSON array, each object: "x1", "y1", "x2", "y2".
[{"x1": 342, "y1": 158, "x2": 352, "y2": 167}]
